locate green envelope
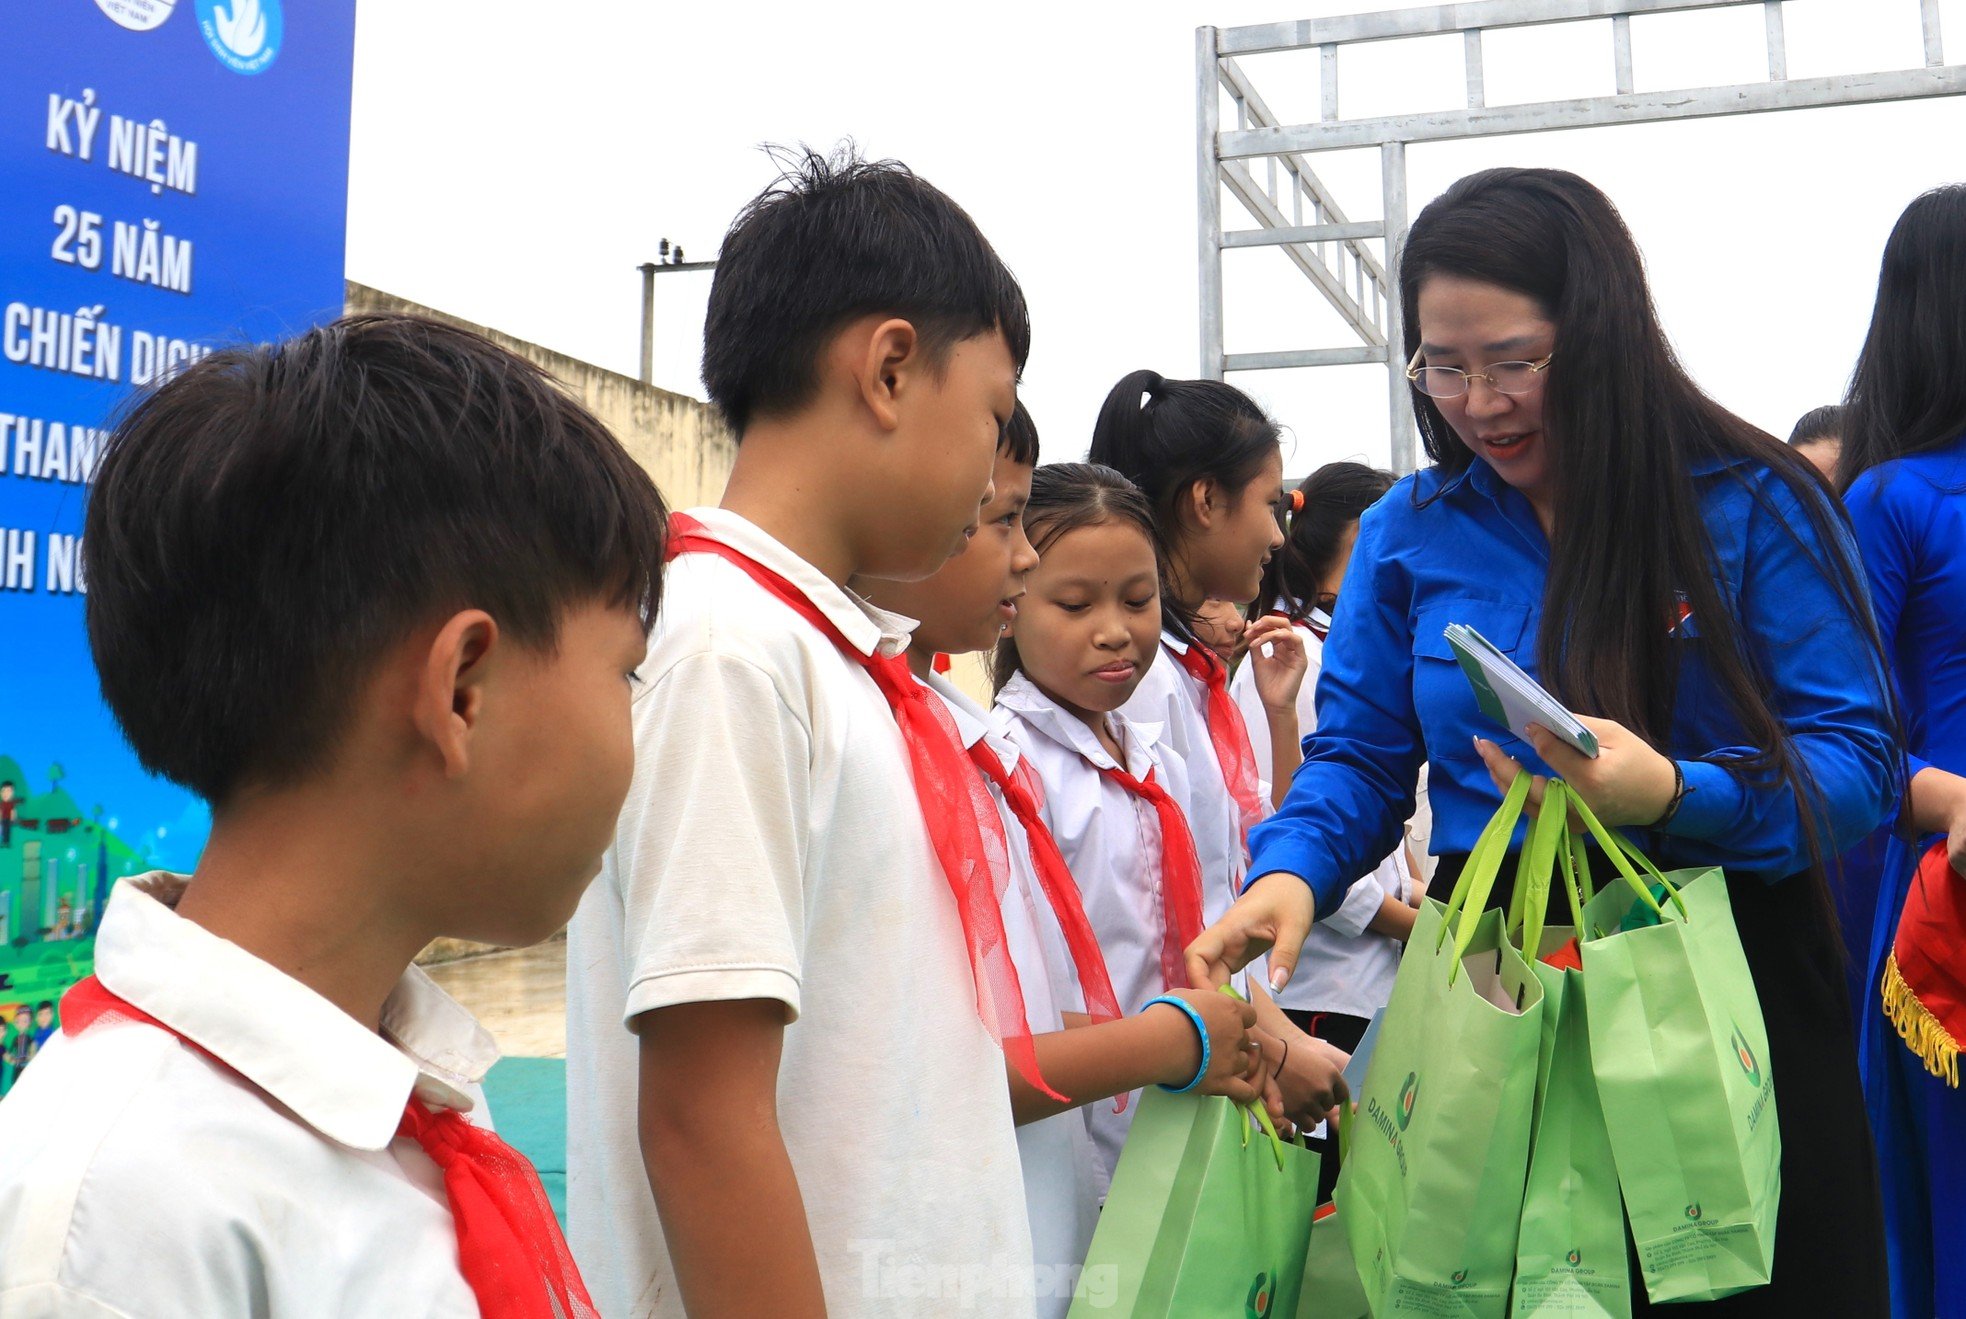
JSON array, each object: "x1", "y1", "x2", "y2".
[
  {"x1": 1564, "y1": 796, "x2": 1781, "y2": 1304},
  {"x1": 1509, "y1": 786, "x2": 1632, "y2": 1319},
  {"x1": 1337, "y1": 772, "x2": 1547, "y2": 1318},
  {"x1": 1071, "y1": 1089, "x2": 1322, "y2": 1318}
]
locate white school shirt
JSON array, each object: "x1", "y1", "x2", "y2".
[
  {"x1": 924, "y1": 672, "x2": 1096, "y2": 1319},
  {"x1": 564, "y1": 508, "x2": 1033, "y2": 1319},
  {"x1": 1230, "y1": 607, "x2": 1418, "y2": 1020},
  {"x1": 994, "y1": 673, "x2": 1190, "y2": 1200},
  {"x1": 1120, "y1": 631, "x2": 1264, "y2": 928},
  {"x1": 0, "y1": 873, "x2": 493, "y2": 1318}
]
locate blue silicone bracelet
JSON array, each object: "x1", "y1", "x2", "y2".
[{"x1": 1142, "y1": 994, "x2": 1210, "y2": 1094}]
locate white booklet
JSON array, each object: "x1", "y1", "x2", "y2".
[{"x1": 1443, "y1": 623, "x2": 1599, "y2": 759}]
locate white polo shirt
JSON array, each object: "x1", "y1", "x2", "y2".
[
  {"x1": 0, "y1": 873, "x2": 495, "y2": 1318},
  {"x1": 995, "y1": 672, "x2": 1197, "y2": 1200},
  {"x1": 924, "y1": 672, "x2": 1096, "y2": 1319},
  {"x1": 1120, "y1": 632, "x2": 1265, "y2": 927},
  {"x1": 564, "y1": 509, "x2": 1033, "y2": 1319}
]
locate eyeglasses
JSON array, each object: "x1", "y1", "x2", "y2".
[{"x1": 1405, "y1": 347, "x2": 1554, "y2": 400}]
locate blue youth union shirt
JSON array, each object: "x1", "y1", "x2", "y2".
[
  {"x1": 1845, "y1": 432, "x2": 1966, "y2": 784},
  {"x1": 1248, "y1": 452, "x2": 1896, "y2": 920}
]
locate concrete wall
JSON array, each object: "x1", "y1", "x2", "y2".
[{"x1": 345, "y1": 282, "x2": 736, "y2": 513}]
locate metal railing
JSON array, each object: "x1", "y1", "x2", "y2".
[{"x1": 1198, "y1": 0, "x2": 1966, "y2": 472}]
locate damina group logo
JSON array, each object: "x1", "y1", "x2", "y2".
[
  {"x1": 195, "y1": 0, "x2": 281, "y2": 74},
  {"x1": 1397, "y1": 1073, "x2": 1419, "y2": 1130},
  {"x1": 1729, "y1": 1025, "x2": 1763, "y2": 1088},
  {"x1": 1245, "y1": 1270, "x2": 1274, "y2": 1318}
]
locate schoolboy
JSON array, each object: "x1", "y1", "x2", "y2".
[
  {"x1": 565, "y1": 149, "x2": 1036, "y2": 1317},
  {"x1": 0, "y1": 315, "x2": 666, "y2": 1316}
]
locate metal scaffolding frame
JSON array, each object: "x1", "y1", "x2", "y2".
[{"x1": 1197, "y1": 0, "x2": 1966, "y2": 473}]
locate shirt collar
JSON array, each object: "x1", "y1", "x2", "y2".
[
  {"x1": 93, "y1": 873, "x2": 499, "y2": 1152},
  {"x1": 994, "y1": 672, "x2": 1161, "y2": 777},
  {"x1": 1686, "y1": 447, "x2": 1755, "y2": 477},
  {"x1": 1159, "y1": 630, "x2": 1191, "y2": 657},
  {"x1": 922, "y1": 669, "x2": 992, "y2": 750},
  {"x1": 1446, "y1": 447, "x2": 1754, "y2": 492},
  {"x1": 1307, "y1": 605, "x2": 1333, "y2": 631},
  {"x1": 683, "y1": 507, "x2": 916, "y2": 659}
]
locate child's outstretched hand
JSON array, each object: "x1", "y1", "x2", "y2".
[
  {"x1": 1154, "y1": 988, "x2": 1262, "y2": 1105},
  {"x1": 1245, "y1": 614, "x2": 1309, "y2": 713},
  {"x1": 1270, "y1": 1027, "x2": 1350, "y2": 1131}
]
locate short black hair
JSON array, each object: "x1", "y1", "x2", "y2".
[
  {"x1": 1787, "y1": 404, "x2": 1845, "y2": 448},
  {"x1": 85, "y1": 314, "x2": 668, "y2": 806},
  {"x1": 702, "y1": 145, "x2": 1031, "y2": 435},
  {"x1": 34, "y1": 1002, "x2": 51, "y2": 1014},
  {"x1": 1001, "y1": 398, "x2": 1040, "y2": 466}
]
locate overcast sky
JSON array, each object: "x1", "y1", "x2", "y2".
[{"x1": 346, "y1": 0, "x2": 1966, "y2": 477}]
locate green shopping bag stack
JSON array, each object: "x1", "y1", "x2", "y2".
[
  {"x1": 1508, "y1": 784, "x2": 1630, "y2": 1319},
  {"x1": 1070, "y1": 1072, "x2": 1322, "y2": 1315},
  {"x1": 1337, "y1": 771, "x2": 1548, "y2": 1318},
  {"x1": 1561, "y1": 791, "x2": 1782, "y2": 1303}
]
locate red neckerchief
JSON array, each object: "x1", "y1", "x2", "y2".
[
  {"x1": 667, "y1": 514, "x2": 1062, "y2": 1101},
  {"x1": 1096, "y1": 758, "x2": 1207, "y2": 994},
  {"x1": 1170, "y1": 641, "x2": 1265, "y2": 846},
  {"x1": 59, "y1": 975, "x2": 596, "y2": 1319},
  {"x1": 967, "y1": 744, "x2": 1124, "y2": 1027}
]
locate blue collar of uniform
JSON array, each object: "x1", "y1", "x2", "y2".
[{"x1": 1428, "y1": 444, "x2": 1754, "y2": 498}]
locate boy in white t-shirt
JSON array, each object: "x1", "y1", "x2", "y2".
[
  {"x1": 0, "y1": 315, "x2": 666, "y2": 1316},
  {"x1": 565, "y1": 149, "x2": 1046, "y2": 1318}
]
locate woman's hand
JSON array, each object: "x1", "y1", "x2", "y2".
[
  {"x1": 1909, "y1": 766, "x2": 1966, "y2": 873},
  {"x1": 1245, "y1": 614, "x2": 1309, "y2": 714},
  {"x1": 1186, "y1": 872, "x2": 1316, "y2": 992},
  {"x1": 1473, "y1": 715, "x2": 1677, "y2": 828}
]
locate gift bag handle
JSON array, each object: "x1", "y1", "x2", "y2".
[
  {"x1": 1437, "y1": 768, "x2": 1533, "y2": 973},
  {"x1": 1506, "y1": 779, "x2": 1571, "y2": 962},
  {"x1": 1220, "y1": 983, "x2": 1292, "y2": 1171},
  {"x1": 1559, "y1": 786, "x2": 1689, "y2": 924}
]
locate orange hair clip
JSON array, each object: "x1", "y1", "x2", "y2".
[{"x1": 1288, "y1": 489, "x2": 1306, "y2": 513}]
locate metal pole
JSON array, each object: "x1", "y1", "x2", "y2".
[
  {"x1": 1380, "y1": 139, "x2": 1415, "y2": 475},
  {"x1": 637, "y1": 262, "x2": 657, "y2": 385},
  {"x1": 1196, "y1": 27, "x2": 1226, "y2": 379}
]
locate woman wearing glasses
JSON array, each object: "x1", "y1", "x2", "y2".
[{"x1": 1189, "y1": 167, "x2": 1895, "y2": 1314}]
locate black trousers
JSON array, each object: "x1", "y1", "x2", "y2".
[{"x1": 1432, "y1": 851, "x2": 1890, "y2": 1317}]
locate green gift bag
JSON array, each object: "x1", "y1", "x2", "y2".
[
  {"x1": 1071, "y1": 1088, "x2": 1322, "y2": 1317},
  {"x1": 1338, "y1": 772, "x2": 1547, "y2": 1319},
  {"x1": 1298, "y1": 1106, "x2": 1370, "y2": 1319},
  {"x1": 1564, "y1": 795, "x2": 1780, "y2": 1304},
  {"x1": 1508, "y1": 786, "x2": 1632, "y2": 1319},
  {"x1": 1299, "y1": 1202, "x2": 1371, "y2": 1319}
]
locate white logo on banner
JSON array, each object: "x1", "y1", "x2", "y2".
[
  {"x1": 212, "y1": 0, "x2": 266, "y2": 57},
  {"x1": 194, "y1": 0, "x2": 281, "y2": 75},
  {"x1": 93, "y1": 0, "x2": 177, "y2": 31}
]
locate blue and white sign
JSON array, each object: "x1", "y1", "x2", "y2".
[{"x1": 0, "y1": 0, "x2": 355, "y2": 1084}]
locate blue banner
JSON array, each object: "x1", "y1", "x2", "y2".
[{"x1": 0, "y1": 0, "x2": 355, "y2": 1088}]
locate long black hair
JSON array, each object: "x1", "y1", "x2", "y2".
[
  {"x1": 1839, "y1": 184, "x2": 1966, "y2": 494},
  {"x1": 1254, "y1": 462, "x2": 1395, "y2": 623},
  {"x1": 1402, "y1": 167, "x2": 1893, "y2": 893},
  {"x1": 991, "y1": 463, "x2": 1158, "y2": 693},
  {"x1": 1087, "y1": 370, "x2": 1279, "y2": 642}
]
